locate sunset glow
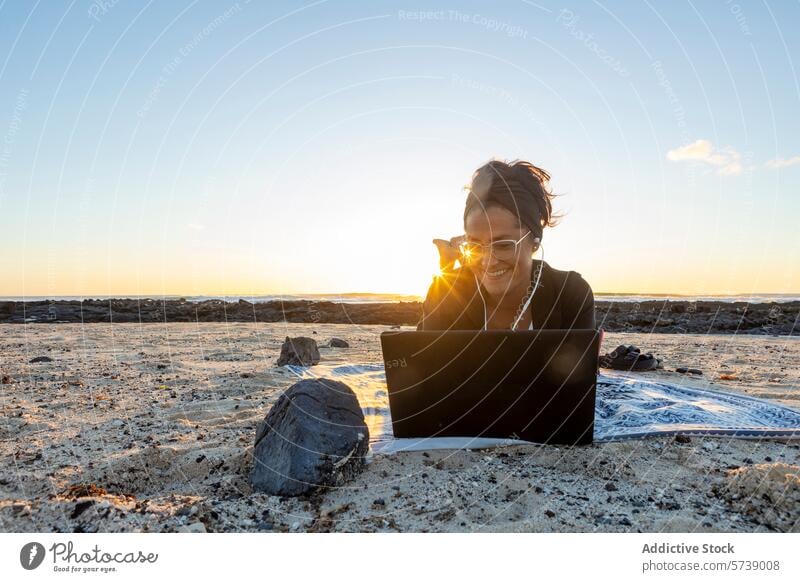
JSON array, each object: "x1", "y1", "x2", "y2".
[{"x1": 1, "y1": 2, "x2": 798, "y2": 299}]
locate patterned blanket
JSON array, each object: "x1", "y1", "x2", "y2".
[{"x1": 285, "y1": 363, "x2": 800, "y2": 454}]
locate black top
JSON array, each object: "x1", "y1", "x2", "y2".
[{"x1": 416, "y1": 259, "x2": 596, "y2": 331}]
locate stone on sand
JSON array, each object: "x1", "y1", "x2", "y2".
[
  {"x1": 328, "y1": 337, "x2": 349, "y2": 348},
  {"x1": 714, "y1": 463, "x2": 800, "y2": 530},
  {"x1": 276, "y1": 336, "x2": 320, "y2": 367},
  {"x1": 250, "y1": 378, "x2": 369, "y2": 496}
]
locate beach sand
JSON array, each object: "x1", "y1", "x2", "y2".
[{"x1": 1, "y1": 323, "x2": 798, "y2": 533}]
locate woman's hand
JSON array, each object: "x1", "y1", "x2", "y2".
[{"x1": 432, "y1": 235, "x2": 466, "y2": 272}]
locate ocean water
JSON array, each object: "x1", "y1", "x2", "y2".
[
  {"x1": 594, "y1": 293, "x2": 800, "y2": 304},
  {"x1": 2, "y1": 293, "x2": 799, "y2": 304},
  {"x1": 0, "y1": 293, "x2": 423, "y2": 304}
]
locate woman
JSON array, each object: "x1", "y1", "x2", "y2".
[{"x1": 417, "y1": 159, "x2": 595, "y2": 331}]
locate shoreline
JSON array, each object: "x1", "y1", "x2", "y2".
[{"x1": 1, "y1": 298, "x2": 798, "y2": 335}]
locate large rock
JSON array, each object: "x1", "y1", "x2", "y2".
[
  {"x1": 328, "y1": 337, "x2": 349, "y2": 348},
  {"x1": 250, "y1": 379, "x2": 369, "y2": 496},
  {"x1": 276, "y1": 336, "x2": 320, "y2": 366}
]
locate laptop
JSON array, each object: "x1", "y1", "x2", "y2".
[{"x1": 379, "y1": 329, "x2": 601, "y2": 445}]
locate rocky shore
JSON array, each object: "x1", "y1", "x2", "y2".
[{"x1": 1, "y1": 298, "x2": 797, "y2": 335}]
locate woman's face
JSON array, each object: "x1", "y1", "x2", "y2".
[{"x1": 464, "y1": 205, "x2": 536, "y2": 300}]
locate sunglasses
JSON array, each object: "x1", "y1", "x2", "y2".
[{"x1": 459, "y1": 230, "x2": 532, "y2": 262}]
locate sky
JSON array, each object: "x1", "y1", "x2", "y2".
[{"x1": 0, "y1": 0, "x2": 799, "y2": 298}]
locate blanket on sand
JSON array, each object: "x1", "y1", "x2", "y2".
[{"x1": 285, "y1": 363, "x2": 800, "y2": 454}]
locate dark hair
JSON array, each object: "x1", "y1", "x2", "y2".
[{"x1": 463, "y1": 159, "x2": 559, "y2": 240}]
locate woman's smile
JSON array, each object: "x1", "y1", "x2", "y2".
[{"x1": 483, "y1": 265, "x2": 512, "y2": 281}]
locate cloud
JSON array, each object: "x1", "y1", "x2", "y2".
[
  {"x1": 666, "y1": 139, "x2": 742, "y2": 176},
  {"x1": 666, "y1": 139, "x2": 713, "y2": 161},
  {"x1": 765, "y1": 156, "x2": 800, "y2": 169}
]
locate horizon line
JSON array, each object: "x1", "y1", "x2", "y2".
[{"x1": 3, "y1": 291, "x2": 800, "y2": 300}]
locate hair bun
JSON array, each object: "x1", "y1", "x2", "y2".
[{"x1": 464, "y1": 159, "x2": 559, "y2": 239}]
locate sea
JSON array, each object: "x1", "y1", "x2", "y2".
[{"x1": 2, "y1": 293, "x2": 799, "y2": 304}]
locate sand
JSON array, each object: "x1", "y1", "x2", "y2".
[{"x1": 1, "y1": 323, "x2": 798, "y2": 533}]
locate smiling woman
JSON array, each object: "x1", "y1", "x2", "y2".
[{"x1": 418, "y1": 159, "x2": 595, "y2": 331}]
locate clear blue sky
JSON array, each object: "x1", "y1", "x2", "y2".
[{"x1": 1, "y1": 0, "x2": 798, "y2": 297}]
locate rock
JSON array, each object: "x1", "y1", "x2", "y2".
[
  {"x1": 177, "y1": 522, "x2": 206, "y2": 533},
  {"x1": 604, "y1": 482, "x2": 618, "y2": 492},
  {"x1": 276, "y1": 337, "x2": 320, "y2": 367},
  {"x1": 29, "y1": 356, "x2": 53, "y2": 363},
  {"x1": 654, "y1": 498, "x2": 681, "y2": 511},
  {"x1": 674, "y1": 434, "x2": 691, "y2": 444},
  {"x1": 713, "y1": 463, "x2": 800, "y2": 530},
  {"x1": 71, "y1": 500, "x2": 94, "y2": 519},
  {"x1": 328, "y1": 337, "x2": 349, "y2": 348},
  {"x1": 595, "y1": 515, "x2": 614, "y2": 525},
  {"x1": 676, "y1": 367, "x2": 703, "y2": 375},
  {"x1": 3, "y1": 299, "x2": 799, "y2": 332},
  {"x1": 1, "y1": 375, "x2": 11, "y2": 384},
  {"x1": 544, "y1": 509, "x2": 555, "y2": 518},
  {"x1": 250, "y1": 378, "x2": 369, "y2": 496}
]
